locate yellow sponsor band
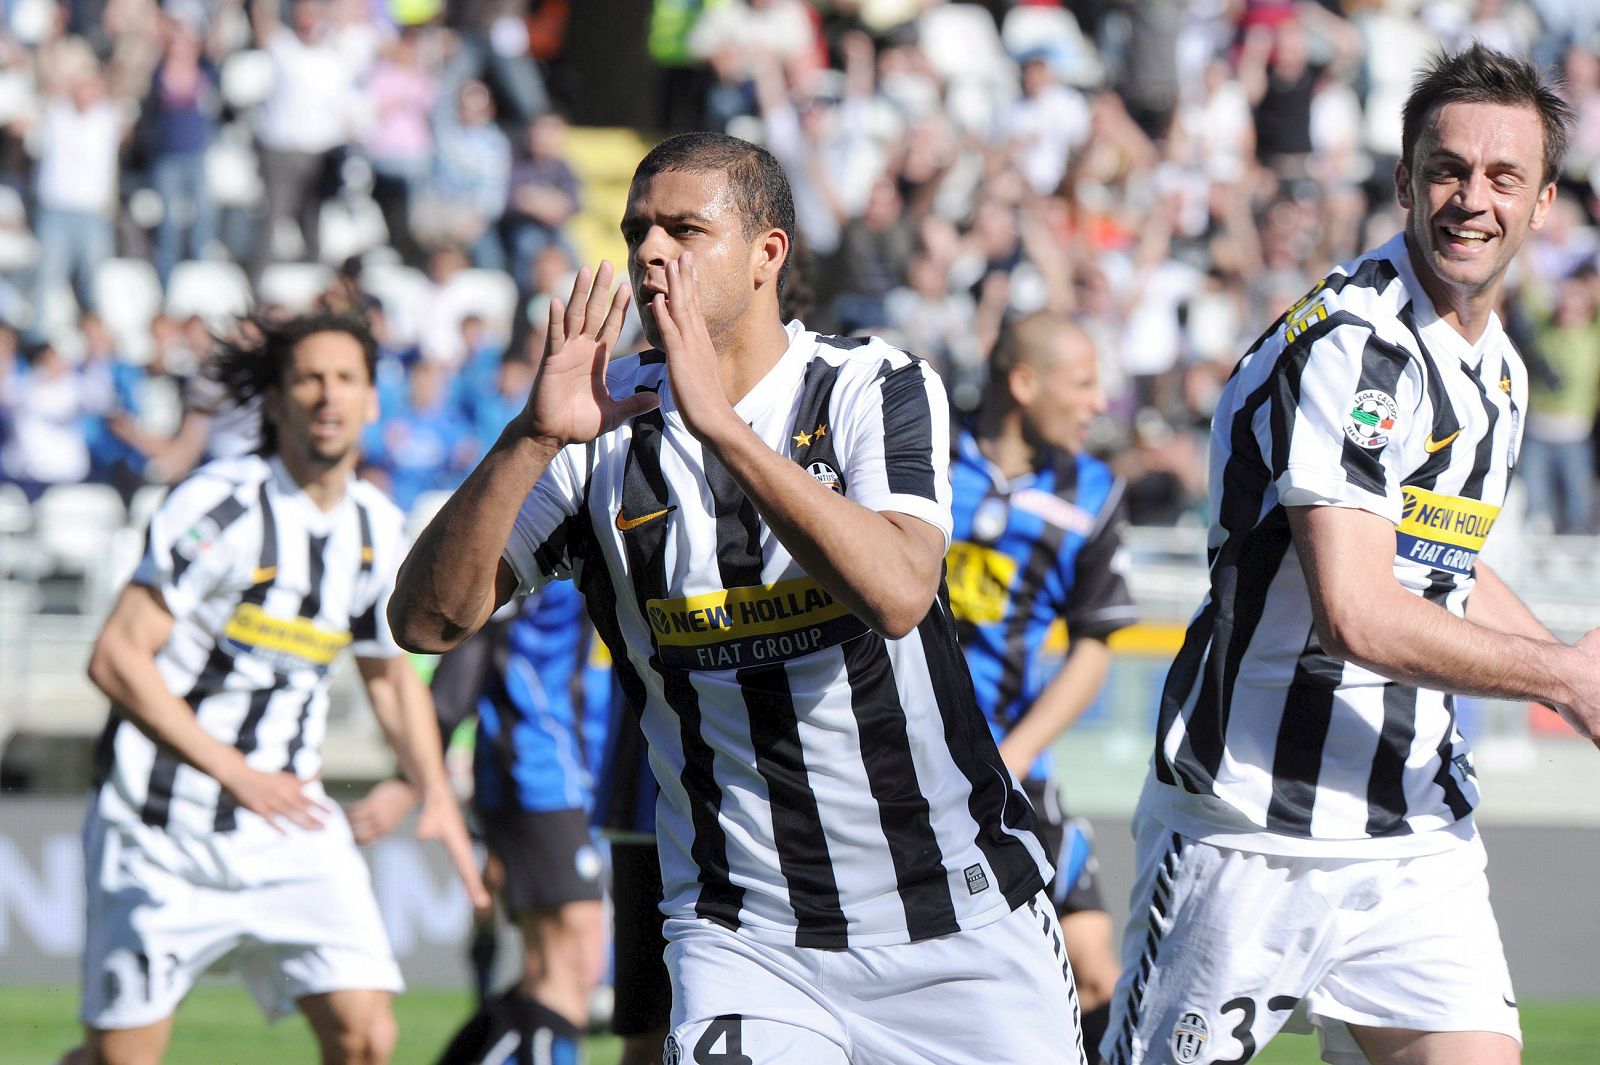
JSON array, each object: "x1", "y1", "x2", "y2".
[
  {"x1": 223, "y1": 603, "x2": 351, "y2": 665},
  {"x1": 646, "y1": 575, "x2": 852, "y2": 648},
  {"x1": 945, "y1": 541, "x2": 1018, "y2": 625},
  {"x1": 1398, "y1": 486, "x2": 1499, "y2": 550}
]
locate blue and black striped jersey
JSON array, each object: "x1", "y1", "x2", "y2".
[{"x1": 947, "y1": 432, "x2": 1137, "y2": 779}]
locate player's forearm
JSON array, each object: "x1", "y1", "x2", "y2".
[
  {"x1": 363, "y1": 660, "x2": 453, "y2": 798},
  {"x1": 1467, "y1": 561, "x2": 1560, "y2": 643},
  {"x1": 702, "y1": 418, "x2": 942, "y2": 638},
  {"x1": 390, "y1": 429, "x2": 557, "y2": 653},
  {"x1": 87, "y1": 635, "x2": 247, "y2": 785},
  {"x1": 998, "y1": 640, "x2": 1112, "y2": 775},
  {"x1": 1324, "y1": 585, "x2": 1581, "y2": 707}
]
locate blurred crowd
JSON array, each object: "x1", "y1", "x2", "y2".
[{"x1": 3, "y1": 0, "x2": 1600, "y2": 535}]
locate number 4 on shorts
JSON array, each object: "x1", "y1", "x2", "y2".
[{"x1": 695, "y1": 1015, "x2": 753, "y2": 1065}]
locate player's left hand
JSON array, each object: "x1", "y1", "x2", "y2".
[
  {"x1": 415, "y1": 784, "x2": 492, "y2": 911},
  {"x1": 348, "y1": 778, "x2": 418, "y2": 845},
  {"x1": 651, "y1": 252, "x2": 735, "y2": 441}
]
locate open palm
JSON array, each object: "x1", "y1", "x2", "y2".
[{"x1": 522, "y1": 261, "x2": 659, "y2": 445}]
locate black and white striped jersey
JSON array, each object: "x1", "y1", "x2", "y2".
[
  {"x1": 504, "y1": 321, "x2": 1050, "y2": 948},
  {"x1": 93, "y1": 455, "x2": 407, "y2": 853},
  {"x1": 1146, "y1": 234, "x2": 1525, "y2": 857}
]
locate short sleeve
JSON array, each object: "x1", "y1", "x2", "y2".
[
  {"x1": 131, "y1": 476, "x2": 249, "y2": 618},
  {"x1": 1272, "y1": 322, "x2": 1424, "y2": 525},
  {"x1": 1063, "y1": 483, "x2": 1138, "y2": 642},
  {"x1": 503, "y1": 440, "x2": 590, "y2": 595},
  {"x1": 840, "y1": 356, "x2": 954, "y2": 547}
]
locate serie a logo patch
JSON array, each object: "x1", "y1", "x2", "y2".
[
  {"x1": 1170, "y1": 1010, "x2": 1210, "y2": 1063},
  {"x1": 1345, "y1": 389, "x2": 1398, "y2": 450}
]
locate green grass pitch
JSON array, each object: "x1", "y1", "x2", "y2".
[{"x1": 3, "y1": 985, "x2": 1597, "y2": 1063}]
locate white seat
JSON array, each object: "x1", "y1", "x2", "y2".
[
  {"x1": 166, "y1": 260, "x2": 252, "y2": 323},
  {"x1": 361, "y1": 263, "x2": 431, "y2": 347},
  {"x1": 1000, "y1": 5, "x2": 1102, "y2": 87},
  {"x1": 126, "y1": 483, "x2": 168, "y2": 537},
  {"x1": 258, "y1": 261, "x2": 334, "y2": 312},
  {"x1": 919, "y1": 4, "x2": 1012, "y2": 85},
  {"x1": 438, "y1": 268, "x2": 518, "y2": 340},
  {"x1": 318, "y1": 196, "x2": 389, "y2": 264},
  {"x1": 404, "y1": 489, "x2": 455, "y2": 547},
  {"x1": 220, "y1": 49, "x2": 274, "y2": 111},
  {"x1": 33, "y1": 483, "x2": 127, "y2": 613},
  {"x1": 95, "y1": 258, "x2": 164, "y2": 357},
  {"x1": 206, "y1": 136, "x2": 264, "y2": 209}
]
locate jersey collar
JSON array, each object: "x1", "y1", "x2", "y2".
[{"x1": 1384, "y1": 232, "x2": 1505, "y2": 369}]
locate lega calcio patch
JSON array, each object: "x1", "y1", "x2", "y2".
[{"x1": 1345, "y1": 389, "x2": 1398, "y2": 450}]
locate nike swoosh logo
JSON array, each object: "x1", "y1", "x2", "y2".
[
  {"x1": 1423, "y1": 429, "x2": 1462, "y2": 453},
  {"x1": 615, "y1": 505, "x2": 676, "y2": 532},
  {"x1": 1503, "y1": 995, "x2": 1518, "y2": 1009}
]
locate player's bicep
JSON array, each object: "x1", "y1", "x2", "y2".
[
  {"x1": 100, "y1": 583, "x2": 177, "y2": 657},
  {"x1": 1287, "y1": 504, "x2": 1403, "y2": 652}
]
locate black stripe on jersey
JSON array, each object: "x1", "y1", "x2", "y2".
[
  {"x1": 239, "y1": 484, "x2": 278, "y2": 606},
  {"x1": 620, "y1": 410, "x2": 745, "y2": 931},
  {"x1": 91, "y1": 714, "x2": 122, "y2": 789},
  {"x1": 1396, "y1": 304, "x2": 1462, "y2": 486},
  {"x1": 840, "y1": 632, "x2": 960, "y2": 940},
  {"x1": 1264, "y1": 644, "x2": 1343, "y2": 833},
  {"x1": 1338, "y1": 334, "x2": 1411, "y2": 495},
  {"x1": 351, "y1": 503, "x2": 378, "y2": 640},
  {"x1": 1364, "y1": 681, "x2": 1419, "y2": 836},
  {"x1": 1460, "y1": 354, "x2": 1502, "y2": 499},
  {"x1": 876, "y1": 358, "x2": 937, "y2": 500},
  {"x1": 704, "y1": 447, "x2": 850, "y2": 947},
  {"x1": 170, "y1": 491, "x2": 247, "y2": 583},
  {"x1": 788, "y1": 357, "x2": 845, "y2": 490},
  {"x1": 212, "y1": 682, "x2": 288, "y2": 832},
  {"x1": 301, "y1": 534, "x2": 328, "y2": 620},
  {"x1": 994, "y1": 453, "x2": 1077, "y2": 721},
  {"x1": 921, "y1": 598, "x2": 1046, "y2": 909},
  {"x1": 815, "y1": 334, "x2": 871, "y2": 351},
  {"x1": 142, "y1": 644, "x2": 236, "y2": 828},
  {"x1": 355, "y1": 502, "x2": 374, "y2": 575},
  {"x1": 1432, "y1": 693, "x2": 1474, "y2": 821}
]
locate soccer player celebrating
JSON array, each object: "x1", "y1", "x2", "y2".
[
  {"x1": 1104, "y1": 45, "x2": 1600, "y2": 1065},
  {"x1": 948, "y1": 314, "x2": 1136, "y2": 1057},
  {"x1": 67, "y1": 314, "x2": 486, "y2": 1065},
  {"x1": 390, "y1": 132, "x2": 1083, "y2": 1064}
]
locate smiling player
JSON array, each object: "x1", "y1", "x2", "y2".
[{"x1": 1104, "y1": 45, "x2": 1600, "y2": 1065}]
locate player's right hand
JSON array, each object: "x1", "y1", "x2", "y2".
[
  {"x1": 223, "y1": 764, "x2": 333, "y2": 832},
  {"x1": 1558, "y1": 628, "x2": 1600, "y2": 752},
  {"x1": 515, "y1": 261, "x2": 659, "y2": 448}
]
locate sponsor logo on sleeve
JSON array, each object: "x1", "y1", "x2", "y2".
[{"x1": 1345, "y1": 390, "x2": 1399, "y2": 450}]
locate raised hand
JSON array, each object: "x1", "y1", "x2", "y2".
[
  {"x1": 516, "y1": 261, "x2": 660, "y2": 447},
  {"x1": 650, "y1": 252, "x2": 735, "y2": 440}
]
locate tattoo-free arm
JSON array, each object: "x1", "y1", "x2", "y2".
[{"x1": 997, "y1": 637, "x2": 1112, "y2": 779}]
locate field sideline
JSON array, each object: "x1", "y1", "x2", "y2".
[{"x1": 4, "y1": 986, "x2": 1598, "y2": 1064}]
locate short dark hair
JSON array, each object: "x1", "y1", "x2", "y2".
[
  {"x1": 210, "y1": 312, "x2": 377, "y2": 455},
  {"x1": 1401, "y1": 43, "x2": 1575, "y2": 187},
  {"x1": 630, "y1": 131, "x2": 796, "y2": 297}
]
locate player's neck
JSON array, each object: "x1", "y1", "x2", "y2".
[
  {"x1": 713, "y1": 316, "x2": 792, "y2": 407},
  {"x1": 1406, "y1": 238, "x2": 1500, "y2": 345},
  {"x1": 277, "y1": 449, "x2": 354, "y2": 512},
  {"x1": 975, "y1": 414, "x2": 1038, "y2": 481}
]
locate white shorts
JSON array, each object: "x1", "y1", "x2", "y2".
[
  {"x1": 1102, "y1": 810, "x2": 1519, "y2": 1065},
  {"x1": 664, "y1": 892, "x2": 1085, "y2": 1065},
  {"x1": 80, "y1": 807, "x2": 404, "y2": 1030}
]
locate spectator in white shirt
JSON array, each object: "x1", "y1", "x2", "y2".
[
  {"x1": 0, "y1": 340, "x2": 90, "y2": 499},
  {"x1": 997, "y1": 53, "x2": 1090, "y2": 198},
  {"x1": 248, "y1": 0, "x2": 357, "y2": 283},
  {"x1": 31, "y1": 60, "x2": 125, "y2": 318}
]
